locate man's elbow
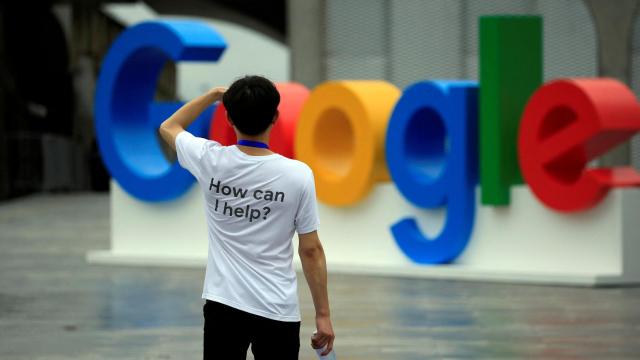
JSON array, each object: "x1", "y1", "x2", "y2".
[
  {"x1": 158, "y1": 123, "x2": 170, "y2": 141},
  {"x1": 159, "y1": 121, "x2": 182, "y2": 143},
  {"x1": 159, "y1": 120, "x2": 174, "y2": 133},
  {"x1": 299, "y1": 243, "x2": 324, "y2": 260}
]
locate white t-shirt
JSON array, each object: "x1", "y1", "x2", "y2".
[{"x1": 175, "y1": 131, "x2": 319, "y2": 322}]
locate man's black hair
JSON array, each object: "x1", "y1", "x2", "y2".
[{"x1": 222, "y1": 75, "x2": 280, "y2": 136}]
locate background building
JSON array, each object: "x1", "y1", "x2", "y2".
[{"x1": 1, "y1": 0, "x2": 639, "y2": 201}]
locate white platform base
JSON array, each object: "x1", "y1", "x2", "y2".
[
  {"x1": 87, "y1": 181, "x2": 640, "y2": 287},
  {"x1": 87, "y1": 250, "x2": 631, "y2": 286}
]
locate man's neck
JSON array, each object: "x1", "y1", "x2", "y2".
[{"x1": 236, "y1": 134, "x2": 273, "y2": 156}]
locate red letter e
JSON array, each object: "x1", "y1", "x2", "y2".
[{"x1": 519, "y1": 79, "x2": 640, "y2": 212}]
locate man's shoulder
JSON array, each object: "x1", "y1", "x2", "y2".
[{"x1": 274, "y1": 157, "x2": 313, "y2": 176}]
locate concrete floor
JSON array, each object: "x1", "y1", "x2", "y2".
[{"x1": 1, "y1": 194, "x2": 640, "y2": 359}]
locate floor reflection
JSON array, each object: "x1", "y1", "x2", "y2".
[{"x1": 1, "y1": 194, "x2": 640, "y2": 359}]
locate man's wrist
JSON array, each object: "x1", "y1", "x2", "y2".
[
  {"x1": 205, "y1": 90, "x2": 220, "y2": 103},
  {"x1": 206, "y1": 87, "x2": 226, "y2": 103}
]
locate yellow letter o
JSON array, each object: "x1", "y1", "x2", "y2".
[{"x1": 295, "y1": 81, "x2": 400, "y2": 206}]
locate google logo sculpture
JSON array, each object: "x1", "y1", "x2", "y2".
[{"x1": 95, "y1": 17, "x2": 640, "y2": 271}]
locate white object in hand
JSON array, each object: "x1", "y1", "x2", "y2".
[
  {"x1": 312, "y1": 330, "x2": 336, "y2": 360},
  {"x1": 314, "y1": 347, "x2": 336, "y2": 360}
]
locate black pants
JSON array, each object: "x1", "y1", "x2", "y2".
[{"x1": 203, "y1": 300, "x2": 300, "y2": 360}]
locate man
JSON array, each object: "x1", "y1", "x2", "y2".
[{"x1": 159, "y1": 75, "x2": 335, "y2": 359}]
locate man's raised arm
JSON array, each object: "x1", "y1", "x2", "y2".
[{"x1": 159, "y1": 87, "x2": 226, "y2": 150}]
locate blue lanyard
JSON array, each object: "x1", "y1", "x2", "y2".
[{"x1": 237, "y1": 139, "x2": 269, "y2": 149}]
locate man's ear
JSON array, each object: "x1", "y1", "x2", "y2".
[{"x1": 272, "y1": 110, "x2": 279, "y2": 125}]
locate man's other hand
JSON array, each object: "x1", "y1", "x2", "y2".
[{"x1": 312, "y1": 315, "x2": 335, "y2": 356}]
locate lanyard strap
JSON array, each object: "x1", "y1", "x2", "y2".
[{"x1": 237, "y1": 139, "x2": 269, "y2": 149}]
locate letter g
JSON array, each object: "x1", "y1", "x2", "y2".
[
  {"x1": 385, "y1": 81, "x2": 478, "y2": 264},
  {"x1": 95, "y1": 20, "x2": 226, "y2": 201}
]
